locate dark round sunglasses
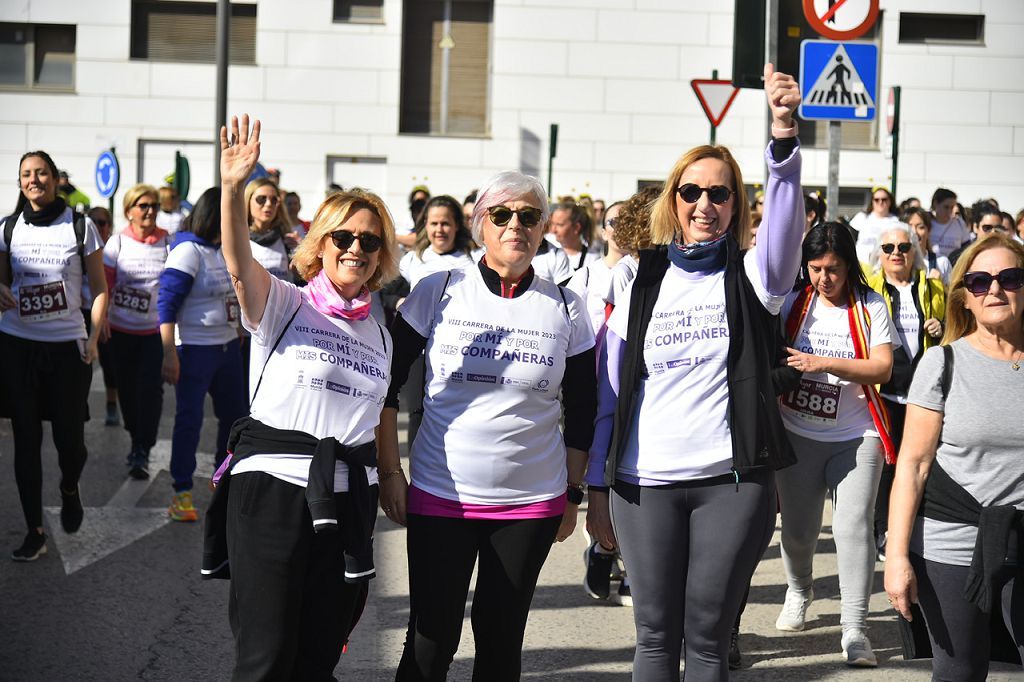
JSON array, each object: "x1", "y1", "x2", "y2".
[
  {"x1": 880, "y1": 243, "x2": 913, "y2": 255},
  {"x1": 676, "y1": 183, "x2": 733, "y2": 205},
  {"x1": 487, "y1": 205, "x2": 543, "y2": 228},
  {"x1": 962, "y1": 267, "x2": 1024, "y2": 296},
  {"x1": 330, "y1": 230, "x2": 383, "y2": 253},
  {"x1": 254, "y1": 194, "x2": 280, "y2": 207}
]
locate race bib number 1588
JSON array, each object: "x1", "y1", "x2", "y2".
[{"x1": 782, "y1": 378, "x2": 841, "y2": 423}]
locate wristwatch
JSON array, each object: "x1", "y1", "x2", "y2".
[{"x1": 566, "y1": 483, "x2": 585, "y2": 505}]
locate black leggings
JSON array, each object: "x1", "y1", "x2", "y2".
[
  {"x1": 910, "y1": 552, "x2": 1023, "y2": 682},
  {"x1": 226, "y1": 472, "x2": 367, "y2": 681},
  {"x1": 396, "y1": 512, "x2": 561, "y2": 682},
  {"x1": 875, "y1": 398, "x2": 907, "y2": 535},
  {"x1": 0, "y1": 331, "x2": 92, "y2": 529},
  {"x1": 611, "y1": 468, "x2": 776, "y2": 682},
  {"x1": 110, "y1": 330, "x2": 163, "y2": 452}
]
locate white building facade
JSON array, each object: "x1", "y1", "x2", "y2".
[{"x1": 1, "y1": 0, "x2": 1022, "y2": 223}]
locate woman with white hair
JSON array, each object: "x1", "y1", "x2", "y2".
[
  {"x1": 378, "y1": 170, "x2": 597, "y2": 681},
  {"x1": 867, "y1": 222, "x2": 946, "y2": 560}
]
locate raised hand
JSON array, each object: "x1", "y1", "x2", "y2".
[
  {"x1": 764, "y1": 63, "x2": 801, "y2": 128},
  {"x1": 220, "y1": 114, "x2": 261, "y2": 187}
]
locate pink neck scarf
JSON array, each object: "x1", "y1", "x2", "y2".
[{"x1": 304, "y1": 269, "x2": 372, "y2": 321}]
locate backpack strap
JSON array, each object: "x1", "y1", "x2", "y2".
[
  {"x1": 74, "y1": 212, "x2": 87, "y2": 273},
  {"x1": 249, "y1": 301, "x2": 302, "y2": 408},
  {"x1": 557, "y1": 285, "x2": 571, "y2": 324},
  {"x1": 940, "y1": 344, "x2": 954, "y2": 402}
]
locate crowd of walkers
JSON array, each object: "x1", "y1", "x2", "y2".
[{"x1": 0, "y1": 62, "x2": 1021, "y2": 682}]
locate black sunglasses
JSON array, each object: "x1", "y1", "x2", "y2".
[
  {"x1": 330, "y1": 230, "x2": 383, "y2": 253},
  {"x1": 676, "y1": 184, "x2": 733, "y2": 205},
  {"x1": 962, "y1": 267, "x2": 1024, "y2": 295},
  {"x1": 254, "y1": 195, "x2": 280, "y2": 207},
  {"x1": 605, "y1": 218, "x2": 618, "y2": 229},
  {"x1": 134, "y1": 202, "x2": 157, "y2": 212},
  {"x1": 487, "y1": 206, "x2": 543, "y2": 228},
  {"x1": 980, "y1": 224, "x2": 1007, "y2": 234},
  {"x1": 880, "y1": 243, "x2": 913, "y2": 254}
]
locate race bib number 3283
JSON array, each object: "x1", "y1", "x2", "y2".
[
  {"x1": 782, "y1": 378, "x2": 841, "y2": 423},
  {"x1": 19, "y1": 281, "x2": 71, "y2": 321}
]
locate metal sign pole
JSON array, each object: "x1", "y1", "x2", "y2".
[
  {"x1": 827, "y1": 121, "x2": 841, "y2": 221},
  {"x1": 891, "y1": 86, "x2": 901, "y2": 201},
  {"x1": 547, "y1": 124, "x2": 559, "y2": 198},
  {"x1": 214, "y1": 0, "x2": 230, "y2": 184},
  {"x1": 710, "y1": 69, "x2": 719, "y2": 145}
]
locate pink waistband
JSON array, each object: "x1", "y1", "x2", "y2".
[{"x1": 407, "y1": 485, "x2": 565, "y2": 520}]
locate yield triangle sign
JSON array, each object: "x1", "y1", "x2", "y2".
[
  {"x1": 803, "y1": 42, "x2": 875, "y2": 115},
  {"x1": 690, "y1": 79, "x2": 740, "y2": 127}
]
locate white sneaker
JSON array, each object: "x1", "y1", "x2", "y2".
[
  {"x1": 842, "y1": 629, "x2": 878, "y2": 667},
  {"x1": 775, "y1": 587, "x2": 814, "y2": 631}
]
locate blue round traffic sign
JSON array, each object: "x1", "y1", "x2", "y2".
[{"x1": 95, "y1": 149, "x2": 120, "y2": 199}]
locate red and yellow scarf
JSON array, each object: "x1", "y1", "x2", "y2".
[{"x1": 784, "y1": 285, "x2": 896, "y2": 463}]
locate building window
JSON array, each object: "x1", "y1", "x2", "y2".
[
  {"x1": 899, "y1": 13, "x2": 984, "y2": 45},
  {"x1": 0, "y1": 23, "x2": 76, "y2": 92},
  {"x1": 130, "y1": 1, "x2": 256, "y2": 65},
  {"x1": 333, "y1": 0, "x2": 384, "y2": 24},
  {"x1": 400, "y1": 0, "x2": 492, "y2": 137}
]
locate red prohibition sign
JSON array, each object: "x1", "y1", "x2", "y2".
[{"x1": 803, "y1": 0, "x2": 880, "y2": 41}]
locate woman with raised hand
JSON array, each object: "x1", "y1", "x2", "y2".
[
  {"x1": 585, "y1": 64, "x2": 805, "y2": 680},
  {"x1": 885, "y1": 233, "x2": 1024, "y2": 680},
  {"x1": 104, "y1": 183, "x2": 171, "y2": 480},
  {"x1": 776, "y1": 223, "x2": 897, "y2": 667},
  {"x1": 203, "y1": 114, "x2": 398, "y2": 680},
  {"x1": 380, "y1": 170, "x2": 596, "y2": 681},
  {"x1": 0, "y1": 150, "x2": 108, "y2": 561}
]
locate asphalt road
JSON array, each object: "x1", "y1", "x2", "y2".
[{"x1": 0, "y1": 369, "x2": 1020, "y2": 680}]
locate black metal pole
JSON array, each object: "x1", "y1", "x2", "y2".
[
  {"x1": 891, "y1": 86, "x2": 901, "y2": 201},
  {"x1": 547, "y1": 123, "x2": 559, "y2": 198},
  {"x1": 214, "y1": 0, "x2": 230, "y2": 184}
]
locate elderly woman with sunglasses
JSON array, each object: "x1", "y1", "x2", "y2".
[
  {"x1": 203, "y1": 116, "x2": 398, "y2": 679},
  {"x1": 584, "y1": 64, "x2": 804, "y2": 680},
  {"x1": 885, "y1": 233, "x2": 1024, "y2": 681},
  {"x1": 378, "y1": 170, "x2": 596, "y2": 681},
  {"x1": 103, "y1": 184, "x2": 172, "y2": 480},
  {"x1": 866, "y1": 224, "x2": 946, "y2": 558}
]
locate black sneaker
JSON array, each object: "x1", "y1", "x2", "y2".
[
  {"x1": 128, "y1": 449, "x2": 150, "y2": 481},
  {"x1": 11, "y1": 530, "x2": 47, "y2": 562},
  {"x1": 105, "y1": 401, "x2": 120, "y2": 426},
  {"x1": 583, "y1": 542, "x2": 614, "y2": 600},
  {"x1": 614, "y1": 579, "x2": 632, "y2": 607},
  {"x1": 60, "y1": 484, "x2": 84, "y2": 533},
  {"x1": 728, "y1": 628, "x2": 742, "y2": 670}
]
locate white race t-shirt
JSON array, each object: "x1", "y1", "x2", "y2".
[
  {"x1": 780, "y1": 289, "x2": 897, "y2": 441},
  {"x1": 103, "y1": 232, "x2": 169, "y2": 333},
  {"x1": 250, "y1": 236, "x2": 291, "y2": 282},
  {"x1": 231, "y1": 276, "x2": 392, "y2": 491},
  {"x1": 399, "y1": 249, "x2": 474, "y2": 290},
  {"x1": 607, "y1": 252, "x2": 783, "y2": 482},
  {"x1": 163, "y1": 240, "x2": 239, "y2": 346},
  {"x1": 398, "y1": 266, "x2": 595, "y2": 505},
  {"x1": 929, "y1": 216, "x2": 971, "y2": 257},
  {"x1": 0, "y1": 208, "x2": 103, "y2": 342},
  {"x1": 606, "y1": 254, "x2": 638, "y2": 307},
  {"x1": 532, "y1": 242, "x2": 572, "y2": 284},
  {"x1": 566, "y1": 257, "x2": 613, "y2": 335}
]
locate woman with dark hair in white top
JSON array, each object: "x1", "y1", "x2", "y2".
[{"x1": 0, "y1": 150, "x2": 108, "y2": 561}]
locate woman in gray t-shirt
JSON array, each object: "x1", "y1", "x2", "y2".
[{"x1": 885, "y1": 233, "x2": 1024, "y2": 680}]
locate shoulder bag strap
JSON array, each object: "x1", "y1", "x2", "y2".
[{"x1": 249, "y1": 301, "x2": 302, "y2": 408}]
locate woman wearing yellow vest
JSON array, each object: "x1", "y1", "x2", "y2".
[
  {"x1": 866, "y1": 223, "x2": 945, "y2": 561},
  {"x1": 775, "y1": 223, "x2": 896, "y2": 667}
]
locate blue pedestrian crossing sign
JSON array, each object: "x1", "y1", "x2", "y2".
[{"x1": 799, "y1": 40, "x2": 878, "y2": 121}]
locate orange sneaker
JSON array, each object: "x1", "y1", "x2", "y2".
[{"x1": 168, "y1": 491, "x2": 199, "y2": 522}]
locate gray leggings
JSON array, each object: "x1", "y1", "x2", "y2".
[
  {"x1": 611, "y1": 468, "x2": 775, "y2": 682},
  {"x1": 776, "y1": 432, "x2": 883, "y2": 632}
]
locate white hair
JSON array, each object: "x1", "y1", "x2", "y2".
[
  {"x1": 871, "y1": 222, "x2": 927, "y2": 274},
  {"x1": 470, "y1": 171, "x2": 549, "y2": 243}
]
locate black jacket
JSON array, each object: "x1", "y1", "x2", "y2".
[{"x1": 603, "y1": 236, "x2": 796, "y2": 486}]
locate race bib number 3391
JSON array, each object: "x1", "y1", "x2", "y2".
[
  {"x1": 19, "y1": 281, "x2": 71, "y2": 321},
  {"x1": 782, "y1": 378, "x2": 841, "y2": 423}
]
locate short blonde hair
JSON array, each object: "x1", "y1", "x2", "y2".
[
  {"x1": 649, "y1": 145, "x2": 752, "y2": 248},
  {"x1": 244, "y1": 177, "x2": 290, "y2": 237},
  {"x1": 291, "y1": 189, "x2": 399, "y2": 292},
  {"x1": 942, "y1": 233, "x2": 1024, "y2": 344},
  {"x1": 123, "y1": 184, "x2": 159, "y2": 218}
]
